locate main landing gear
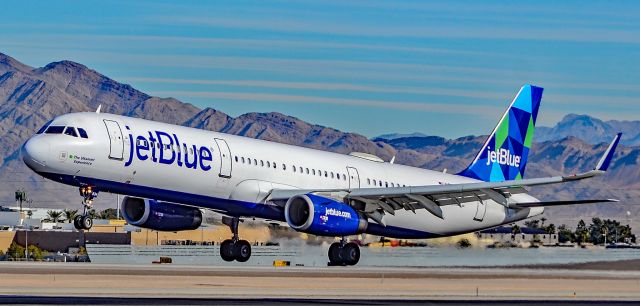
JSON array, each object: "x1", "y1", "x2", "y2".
[
  {"x1": 219, "y1": 216, "x2": 252, "y2": 262},
  {"x1": 328, "y1": 238, "x2": 360, "y2": 266},
  {"x1": 73, "y1": 186, "x2": 98, "y2": 231}
]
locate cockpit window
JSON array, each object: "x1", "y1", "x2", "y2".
[
  {"x1": 45, "y1": 126, "x2": 65, "y2": 134},
  {"x1": 78, "y1": 128, "x2": 89, "y2": 139},
  {"x1": 36, "y1": 120, "x2": 53, "y2": 134},
  {"x1": 64, "y1": 126, "x2": 78, "y2": 137}
]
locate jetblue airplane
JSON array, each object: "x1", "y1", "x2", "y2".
[{"x1": 21, "y1": 84, "x2": 620, "y2": 265}]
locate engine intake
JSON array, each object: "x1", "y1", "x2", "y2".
[
  {"x1": 120, "y1": 196, "x2": 202, "y2": 231},
  {"x1": 284, "y1": 194, "x2": 367, "y2": 236}
]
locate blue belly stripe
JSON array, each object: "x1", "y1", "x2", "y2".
[{"x1": 35, "y1": 171, "x2": 438, "y2": 239}]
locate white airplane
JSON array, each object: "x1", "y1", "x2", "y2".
[{"x1": 21, "y1": 84, "x2": 620, "y2": 265}]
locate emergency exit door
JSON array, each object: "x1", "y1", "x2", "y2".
[{"x1": 346, "y1": 166, "x2": 360, "y2": 190}]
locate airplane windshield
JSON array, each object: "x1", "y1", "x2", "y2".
[
  {"x1": 78, "y1": 128, "x2": 89, "y2": 139},
  {"x1": 45, "y1": 126, "x2": 65, "y2": 134},
  {"x1": 64, "y1": 126, "x2": 78, "y2": 137},
  {"x1": 36, "y1": 120, "x2": 53, "y2": 134}
]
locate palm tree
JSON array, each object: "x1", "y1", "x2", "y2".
[
  {"x1": 44, "y1": 210, "x2": 64, "y2": 223},
  {"x1": 540, "y1": 217, "x2": 547, "y2": 228},
  {"x1": 62, "y1": 209, "x2": 78, "y2": 223}
]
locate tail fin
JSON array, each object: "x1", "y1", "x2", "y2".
[{"x1": 458, "y1": 84, "x2": 543, "y2": 182}]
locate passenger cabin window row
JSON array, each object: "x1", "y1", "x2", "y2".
[
  {"x1": 366, "y1": 178, "x2": 406, "y2": 188},
  {"x1": 39, "y1": 124, "x2": 89, "y2": 139},
  {"x1": 233, "y1": 155, "x2": 348, "y2": 181}
]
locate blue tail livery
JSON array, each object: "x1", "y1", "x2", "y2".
[{"x1": 459, "y1": 84, "x2": 543, "y2": 182}]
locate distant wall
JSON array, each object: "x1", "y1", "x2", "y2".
[
  {"x1": 131, "y1": 225, "x2": 270, "y2": 245},
  {"x1": 12, "y1": 231, "x2": 130, "y2": 252}
]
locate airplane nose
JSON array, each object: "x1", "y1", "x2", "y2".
[{"x1": 22, "y1": 137, "x2": 49, "y2": 169}]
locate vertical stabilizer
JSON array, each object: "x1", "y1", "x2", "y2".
[{"x1": 458, "y1": 84, "x2": 543, "y2": 182}]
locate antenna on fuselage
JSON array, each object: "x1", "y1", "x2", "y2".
[
  {"x1": 96, "y1": 104, "x2": 102, "y2": 114},
  {"x1": 390, "y1": 155, "x2": 396, "y2": 164}
]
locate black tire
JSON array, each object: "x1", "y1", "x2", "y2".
[
  {"x1": 81, "y1": 216, "x2": 93, "y2": 230},
  {"x1": 73, "y1": 215, "x2": 83, "y2": 230},
  {"x1": 234, "y1": 240, "x2": 251, "y2": 263},
  {"x1": 328, "y1": 242, "x2": 345, "y2": 266},
  {"x1": 220, "y1": 239, "x2": 236, "y2": 262},
  {"x1": 342, "y1": 242, "x2": 360, "y2": 266}
]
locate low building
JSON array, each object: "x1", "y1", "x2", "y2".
[{"x1": 477, "y1": 226, "x2": 558, "y2": 245}]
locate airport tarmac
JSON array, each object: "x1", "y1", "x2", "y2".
[{"x1": 1, "y1": 262, "x2": 640, "y2": 304}]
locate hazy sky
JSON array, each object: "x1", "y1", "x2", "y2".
[{"x1": 1, "y1": 0, "x2": 638, "y2": 138}]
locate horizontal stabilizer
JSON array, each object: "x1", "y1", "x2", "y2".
[{"x1": 514, "y1": 199, "x2": 618, "y2": 208}]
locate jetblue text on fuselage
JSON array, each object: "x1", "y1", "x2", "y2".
[
  {"x1": 485, "y1": 146, "x2": 521, "y2": 167},
  {"x1": 124, "y1": 128, "x2": 214, "y2": 171}
]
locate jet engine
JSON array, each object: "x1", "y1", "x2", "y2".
[
  {"x1": 120, "y1": 196, "x2": 202, "y2": 231},
  {"x1": 284, "y1": 194, "x2": 367, "y2": 236}
]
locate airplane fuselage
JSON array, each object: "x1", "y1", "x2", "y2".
[{"x1": 22, "y1": 112, "x2": 542, "y2": 239}]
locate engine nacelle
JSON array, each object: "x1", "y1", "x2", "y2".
[
  {"x1": 284, "y1": 194, "x2": 367, "y2": 236},
  {"x1": 120, "y1": 196, "x2": 202, "y2": 231}
]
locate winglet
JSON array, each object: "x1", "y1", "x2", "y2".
[{"x1": 595, "y1": 133, "x2": 622, "y2": 171}]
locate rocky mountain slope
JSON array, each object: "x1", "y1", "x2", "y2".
[
  {"x1": 0, "y1": 52, "x2": 637, "y2": 230},
  {"x1": 535, "y1": 114, "x2": 640, "y2": 146}
]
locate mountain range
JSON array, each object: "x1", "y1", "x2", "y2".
[{"x1": 1, "y1": 52, "x2": 638, "y2": 230}]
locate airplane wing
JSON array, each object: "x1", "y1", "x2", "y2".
[{"x1": 269, "y1": 133, "x2": 621, "y2": 224}]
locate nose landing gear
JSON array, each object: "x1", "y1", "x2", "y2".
[
  {"x1": 73, "y1": 186, "x2": 98, "y2": 231},
  {"x1": 328, "y1": 238, "x2": 360, "y2": 266},
  {"x1": 219, "y1": 216, "x2": 252, "y2": 262}
]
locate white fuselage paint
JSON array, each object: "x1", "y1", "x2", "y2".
[{"x1": 22, "y1": 112, "x2": 543, "y2": 238}]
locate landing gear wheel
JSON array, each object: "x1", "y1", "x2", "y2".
[
  {"x1": 80, "y1": 215, "x2": 93, "y2": 230},
  {"x1": 220, "y1": 239, "x2": 236, "y2": 262},
  {"x1": 220, "y1": 216, "x2": 252, "y2": 263},
  {"x1": 343, "y1": 242, "x2": 360, "y2": 266},
  {"x1": 73, "y1": 215, "x2": 83, "y2": 230},
  {"x1": 235, "y1": 240, "x2": 251, "y2": 262},
  {"x1": 328, "y1": 242, "x2": 345, "y2": 266}
]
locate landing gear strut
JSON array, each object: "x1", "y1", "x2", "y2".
[
  {"x1": 74, "y1": 186, "x2": 98, "y2": 231},
  {"x1": 328, "y1": 238, "x2": 360, "y2": 266},
  {"x1": 220, "y1": 216, "x2": 252, "y2": 262}
]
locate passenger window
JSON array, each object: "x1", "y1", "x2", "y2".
[
  {"x1": 312, "y1": 169, "x2": 316, "y2": 175},
  {"x1": 234, "y1": 156, "x2": 238, "y2": 162},
  {"x1": 324, "y1": 171, "x2": 328, "y2": 177},
  {"x1": 282, "y1": 164, "x2": 286, "y2": 170},
  {"x1": 293, "y1": 165, "x2": 296, "y2": 172},
  {"x1": 385, "y1": 182, "x2": 389, "y2": 187},
  {"x1": 373, "y1": 179, "x2": 377, "y2": 186},
  {"x1": 77, "y1": 128, "x2": 88, "y2": 138},
  {"x1": 45, "y1": 126, "x2": 65, "y2": 134},
  {"x1": 64, "y1": 127, "x2": 78, "y2": 137},
  {"x1": 241, "y1": 157, "x2": 245, "y2": 163},
  {"x1": 261, "y1": 160, "x2": 264, "y2": 167},
  {"x1": 273, "y1": 162, "x2": 277, "y2": 169},
  {"x1": 254, "y1": 159, "x2": 258, "y2": 165},
  {"x1": 306, "y1": 168, "x2": 310, "y2": 174},
  {"x1": 367, "y1": 178, "x2": 371, "y2": 185},
  {"x1": 36, "y1": 120, "x2": 53, "y2": 134},
  {"x1": 331, "y1": 172, "x2": 334, "y2": 179},
  {"x1": 266, "y1": 161, "x2": 270, "y2": 168}
]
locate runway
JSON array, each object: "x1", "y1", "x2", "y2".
[{"x1": 1, "y1": 262, "x2": 640, "y2": 304}]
